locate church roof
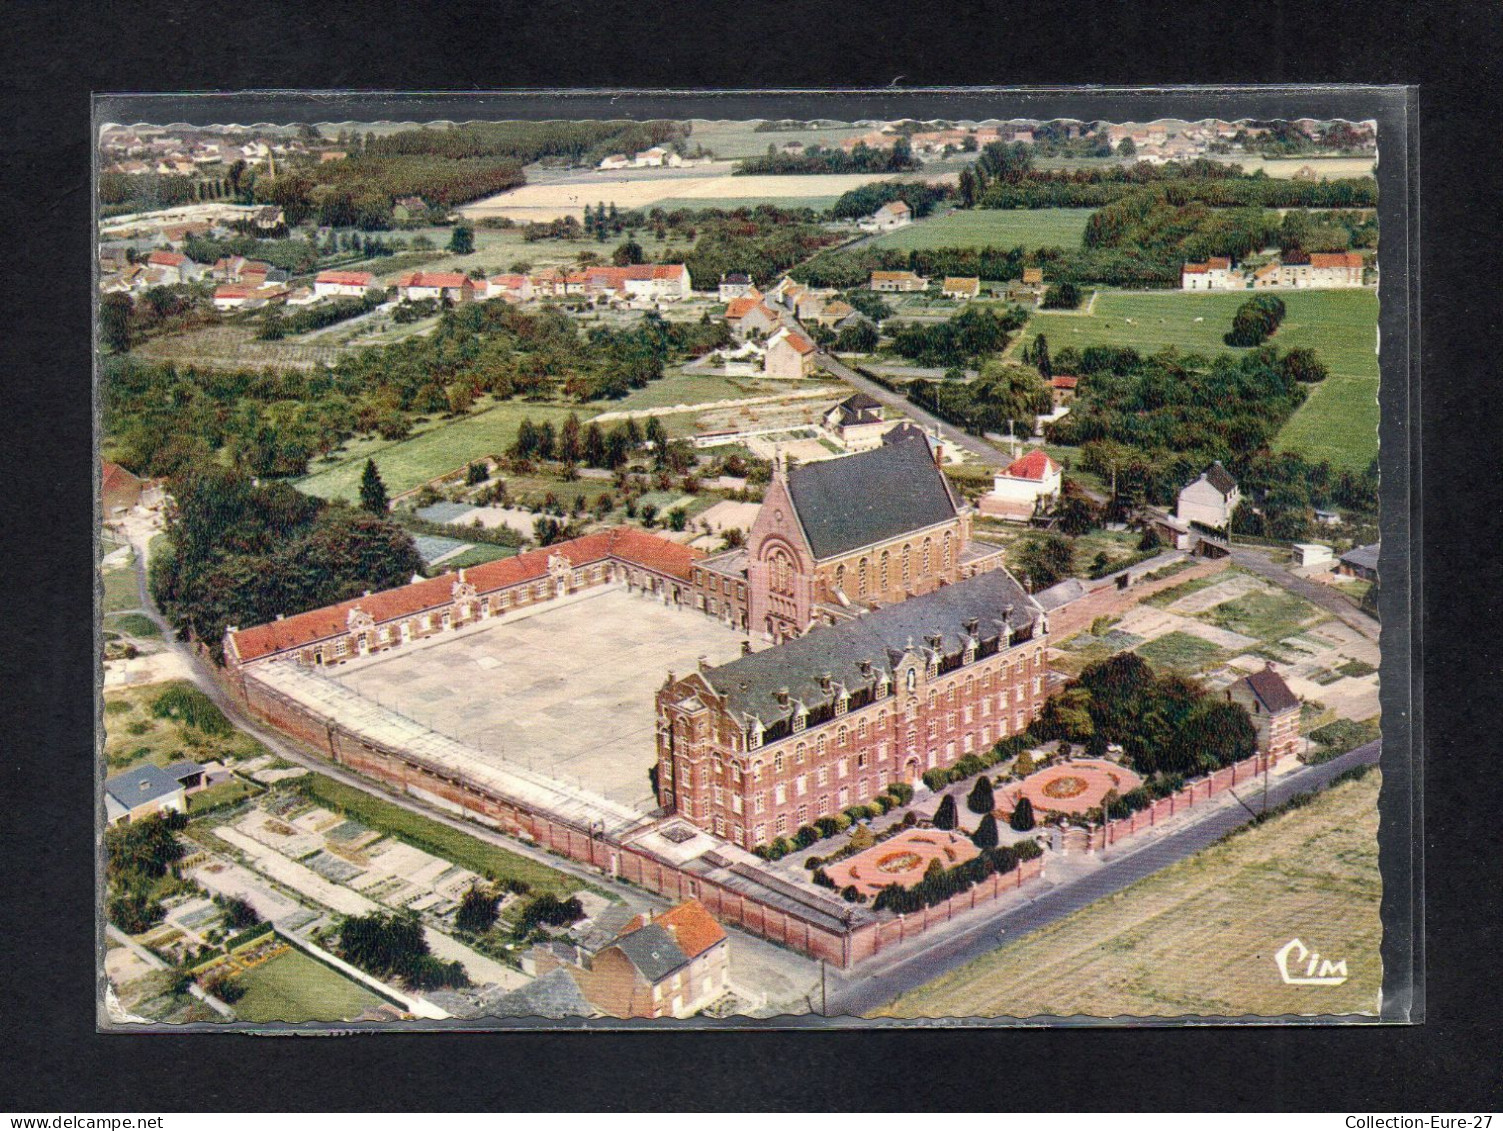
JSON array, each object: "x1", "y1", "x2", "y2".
[
  {"x1": 700, "y1": 567, "x2": 1040, "y2": 728},
  {"x1": 785, "y1": 437, "x2": 957, "y2": 560}
]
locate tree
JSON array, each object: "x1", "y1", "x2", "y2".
[
  {"x1": 1117, "y1": 137, "x2": 1137, "y2": 157},
  {"x1": 447, "y1": 224, "x2": 475, "y2": 255},
  {"x1": 645, "y1": 416, "x2": 669, "y2": 468},
  {"x1": 932, "y1": 793, "x2": 958, "y2": 830},
  {"x1": 359, "y1": 459, "x2": 389, "y2": 515},
  {"x1": 612, "y1": 238, "x2": 644, "y2": 266},
  {"x1": 1041, "y1": 281, "x2": 1082, "y2": 310},
  {"x1": 100, "y1": 293, "x2": 135, "y2": 353},
  {"x1": 966, "y1": 774, "x2": 995, "y2": 815},
  {"x1": 1009, "y1": 796, "x2": 1036, "y2": 832},
  {"x1": 957, "y1": 167, "x2": 978, "y2": 208},
  {"x1": 971, "y1": 813, "x2": 1000, "y2": 849},
  {"x1": 834, "y1": 319, "x2": 879, "y2": 353},
  {"x1": 1280, "y1": 347, "x2": 1329, "y2": 383},
  {"x1": 455, "y1": 885, "x2": 500, "y2": 935},
  {"x1": 1016, "y1": 533, "x2": 1075, "y2": 592}
]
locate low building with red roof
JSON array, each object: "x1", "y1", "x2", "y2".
[
  {"x1": 581, "y1": 263, "x2": 692, "y2": 302},
  {"x1": 145, "y1": 249, "x2": 197, "y2": 283},
  {"x1": 981, "y1": 448, "x2": 1063, "y2": 521},
  {"x1": 213, "y1": 284, "x2": 256, "y2": 310},
  {"x1": 223, "y1": 527, "x2": 706, "y2": 674},
  {"x1": 313, "y1": 270, "x2": 378, "y2": 299},
  {"x1": 723, "y1": 296, "x2": 781, "y2": 339},
  {"x1": 395, "y1": 272, "x2": 477, "y2": 302},
  {"x1": 762, "y1": 325, "x2": 818, "y2": 378},
  {"x1": 1050, "y1": 374, "x2": 1079, "y2": 407},
  {"x1": 1181, "y1": 256, "x2": 1243, "y2": 290}
]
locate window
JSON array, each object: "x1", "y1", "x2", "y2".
[
  {"x1": 816, "y1": 735, "x2": 826, "y2": 758},
  {"x1": 943, "y1": 532, "x2": 953, "y2": 571},
  {"x1": 774, "y1": 751, "x2": 784, "y2": 773},
  {"x1": 901, "y1": 544, "x2": 911, "y2": 584},
  {"x1": 837, "y1": 787, "x2": 849, "y2": 809},
  {"x1": 834, "y1": 564, "x2": 845, "y2": 592},
  {"x1": 880, "y1": 550, "x2": 890, "y2": 589},
  {"x1": 334, "y1": 639, "x2": 349, "y2": 657},
  {"x1": 796, "y1": 775, "x2": 807, "y2": 796},
  {"x1": 858, "y1": 558, "x2": 869, "y2": 596},
  {"x1": 816, "y1": 766, "x2": 828, "y2": 786},
  {"x1": 858, "y1": 776, "x2": 869, "y2": 798},
  {"x1": 754, "y1": 823, "x2": 766, "y2": 843},
  {"x1": 714, "y1": 816, "x2": 725, "y2": 836},
  {"x1": 774, "y1": 784, "x2": 786, "y2": 805},
  {"x1": 857, "y1": 719, "x2": 868, "y2": 741},
  {"x1": 922, "y1": 538, "x2": 932, "y2": 575},
  {"x1": 837, "y1": 725, "x2": 849, "y2": 747},
  {"x1": 963, "y1": 735, "x2": 974, "y2": 754},
  {"x1": 795, "y1": 742, "x2": 806, "y2": 764},
  {"x1": 856, "y1": 751, "x2": 867, "y2": 768},
  {"x1": 713, "y1": 785, "x2": 724, "y2": 805},
  {"x1": 816, "y1": 796, "x2": 830, "y2": 817},
  {"x1": 752, "y1": 760, "x2": 763, "y2": 782},
  {"x1": 732, "y1": 796, "x2": 743, "y2": 814},
  {"x1": 796, "y1": 804, "x2": 808, "y2": 825},
  {"x1": 753, "y1": 793, "x2": 765, "y2": 813},
  {"x1": 775, "y1": 815, "x2": 787, "y2": 835},
  {"x1": 837, "y1": 758, "x2": 848, "y2": 778}
]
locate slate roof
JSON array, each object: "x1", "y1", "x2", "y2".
[
  {"x1": 1238, "y1": 666, "x2": 1300, "y2": 714},
  {"x1": 1340, "y1": 543, "x2": 1379, "y2": 572},
  {"x1": 613, "y1": 923, "x2": 689, "y2": 983},
  {"x1": 700, "y1": 566, "x2": 1041, "y2": 728},
  {"x1": 785, "y1": 437, "x2": 957, "y2": 560},
  {"x1": 832, "y1": 392, "x2": 883, "y2": 426},
  {"x1": 881, "y1": 421, "x2": 928, "y2": 447},
  {"x1": 104, "y1": 764, "x2": 186, "y2": 810},
  {"x1": 483, "y1": 968, "x2": 596, "y2": 1019},
  {"x1": 1198, "y1": 461, "x2": 1239, "y2": 497},
  {"x1": 1033, "y1": 576, "x2": 1092, "y2": 611}
]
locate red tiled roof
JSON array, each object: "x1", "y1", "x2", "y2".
[
  {"x1": 724, "y1": 296, "x2": 761, "y2": 319},
  {"x1": 1001, "y1": 449, "x2": 1061, "y2": 481},
  {"x1": 101, "y1": 460, "x2": 140, "y2": 494},
  {"x1": 315, "y1": 270, "x2": 375, "y2": 287},
  {"x1": 1182, "y1": 263, "x2": 1210, "y2": 274},
  {"x1": 1207, "y1": 256, "x2": 1232, "y2": 270},
  {"x1": 772, "y1": 328, "x2": 815, "y2": 355},
  {"x1": 147, "y1": 250, "x2": 186, "y2": 267},
  {"x1": 1309, "y1": 252, "x2": 1364, "y2": 269},
  {"x1": 871, "y1": 270, "x2": 922, "y2": 282},
  {"x1": 227, "y1": 527, "x2": 703, "y2": 663},
  {"x1": 1050, "y1": 375, "x2": 1078, "y2": 389},
  {"x1": 583, "y1": 264, "x2": 689, "y2": 291},
  {"x1": 214, "y1": 285, "x2": 254, "y2": 298},
  {"x1": 398, "y1": 272, "x2": 471, "y2": 289},
  {"x1": 648, "y1": 900, "x2": 726, "y2": 959}
]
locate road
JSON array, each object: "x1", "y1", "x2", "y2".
[
  {"x1": 823, "y1": 739, "x2": 1382, "y2": 1017},
  {"x1": 1230, "y1": 545, "x2": 1380, "y2": 642},
  {"x1": 816, "y1": 349, "x2": 1013, "y2": 468}
]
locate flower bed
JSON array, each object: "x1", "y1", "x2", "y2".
[
  {"x1": 822, "y1": 829, "x2": 979, "y2": 897},
  {"x1": 999, "y1": 760, "x2": 1143, "y2": 817}
]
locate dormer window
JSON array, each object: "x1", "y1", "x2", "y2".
[
  {"x1": 964, "y1": 640, "x2": 976, "y2": 664},
  {"x1": 792, "y1": 708, "x2": 807, "y2": 733},
  {"x1": 747, "y1": 720, "x2": 764, "y2": 749},
  {"x1": 835, "y1": 691, "x2": 849, "y2": 716}
]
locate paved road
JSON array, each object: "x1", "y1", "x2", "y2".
[
  {"x1": 823, "y1": 739, "x2": 1382, "y2": 1017},
  {"x1": 816, "y1": 350, "x2": 1013, "y2": 468},
  {"x1": 1231, "y1": 545, "x2": 1380, "y2": 642}
]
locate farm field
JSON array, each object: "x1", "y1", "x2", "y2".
[
  {"x1": 386, "y1": 225, "x2": 687, "y2": 278},
  {"x1": 867, "y1": 207, "x2": 1096, "y2": 253},
  {"x1": 230, "y1": 945, "x2": 388, "y2": 1024},
  {"x1": 1019, "y1": 288, "x2": 1380, "y2": 469},
  {"x1": 461, "y1": 171, "x2": 957, "y2": 223},
  {"x1": 875, "y1": 770, "x2": 1382, "y2": 1019},
  {"x1": 134, "y1": 323, "x2": 344, "y2": 371},
  {"x1": 687, "y1": 121, "x2": 871, "y2": 160},
  {"x1": 103, "y1": 680, "x2": 271, "y2": 771},
  {"x1": 295, "y1": 401, "x2": 585, "y2": 503}
]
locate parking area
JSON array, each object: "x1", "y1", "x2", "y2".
[{"x1": 331, "y1": 586, "x2": 753, "y2": 809}]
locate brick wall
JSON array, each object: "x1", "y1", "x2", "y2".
[{"x1": 1045, "y1": 556, "x2": 1230, "y2": 642}]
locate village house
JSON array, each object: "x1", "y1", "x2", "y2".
[
  {"x1": 839, "y1": 131, "x2": 898, "y2": 153},
  {"x1": 483, "y1": 273, "x2": 534, "y2": 303},
  {"x1": 212, "y1": 284, "x2": 257, "y2": 311},
  {"x1": 1181, "y1": 255, "x2": 1244, "y2": 290},
  {"x1": 1176, "y1": 461, "x2": 1241, "y2": 530},
  {"x1": 979, "y1": 449, "x2": 1063, "y2": 521},
  {"x1": 1226, "y1": 664, "x2": 1302, "y2": 762},
  {"x1": 102, "y1": 459, "x2": 164, "y2": 516},
  {"x1": 1292, "y1": 542, "x2": 1336, "y2": 570},
  {"x1": 395, "y1": 271, "x2": 477, "y2": 303},
  {"x1": 941, "y1": 276, "x2": 981, "y2": 301},
  {"x1": 583, "y1": 263, "x2": 693, "y2": 303},
  {"x1": 103, "y1": 761, "x2": 205, "y2": 827},
  {"x1": 145, "y1": 249, "x2": 196, "y2": 284},
  {"x1": 723, "y1": 296, "x2": 782, "y2": 339},
  {"x1": 549, "y1": 900, "x2": 730, "y2": 1019},
  {"x1": 822, "y1": 392, "x2": 888, "y2": 452},
  {"x1": 658, "y1": 565, "x2": 1047, "y2": 849},
  {"x1": 1005, "y1": 267, "x2": 1047, "y2": 303},
  {"x1": 762, "y1": 326, "x2": 818, "y2": 379},
  {"x1": 717, "y1": 273, "x2": 755, "y2": 302},
  {"x1": 391, "y1": 196, "x2": 428, "y2": 223},
  {"x1": 765, "y1": 275, "x2": 806, "y2": 311},
  {"x1": 807, "y1": 299, "x2": 856, "y2": 330},
  {"x1": 858, "y1": 199, "x2": 912, "y2": 233},
  {"x1": 312, "y1": 270, "x2": 377, "y2": 299},
  {"x1": 1338, "y1": 543, "x2": 1380, "y2": 582},
  {"x1": 1255, "y1": 252, "x2": 1368, "y2": 289},
  {"x1": 597, "y1": 153, "x2": 631, "y2": 171},
  {"x1": 869, "y1": 269, "x2": 927, "y2": 294},
  {"x1": 1050, "y1": 374, "x2": 1079, "y2": 408}
]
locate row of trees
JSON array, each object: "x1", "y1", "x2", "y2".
[
  {"x1": 260, "y1": 293, "x2": 383, "y2": 340},
  {"x1": 336, "y1": 910, "x2": 469, "y2": 990},
  {"x1": 870, "y1": 841, "x2": 1044, "y2": 914},
  {"x1": 887, "y1": 305, "x2": 1026, "y2": 367},
  {"x1": 905, "y1": 357, "x2": 1051, "y2": 437},
  {"x1": 738, "y1": 141, "x2": 920, "y2": 176},
  {"x1": 1225, "y1": 294, "x2": 1287, "y2": 347}
]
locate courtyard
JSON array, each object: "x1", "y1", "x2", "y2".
[{"x1": 330, "y1": 586, "x2": 754, "y2": 810}]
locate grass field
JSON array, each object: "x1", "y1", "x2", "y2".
[
  {"x1": 1018, "y1": 288, "x2": 1380, "y2": 469},
  {"x1": 387, "y1": 225, "x2": 687, "y2": 278},
  {"x1": 867, "y1": 208, "x2": 1096, "y2": 253},
  {"x1": 1134, "y1": 631, "x2": 1228, "y2": 675},
  {"x1": 875, "y1": 770, "x2": 1382, "y2": 1019},
  {"x1": 296, "y1": 401, "x2": 585, "y2": 502},
  {"x1": 297, "y1": 772, "x2": 582, "y2": 896},
  {"x1": 103, "y1": 680, "x2": 271, "y2": 771},
  {"x1": 601, "y1": 372, "x2": 824, "y2": 412},
  {"x1": 104, "y1": 611, "x2": 160, "y2": 638},
  {"x1": 231, "y1": 945, "x2": 387, "y2": 1024},
  {"x1": 135, "y1": 323, "x2": 345, "y2": 371},
  {"x1": 101, "y1": 553, "x2": 141, "y2": 614},
  {"x1": 1204, "y1": 587, "x2": 1326, "y2": 642},
  {"x1": 688, "y1": 121, "x2": 871, "y2": 160}
]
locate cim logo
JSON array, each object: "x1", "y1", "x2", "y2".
[{"x1": 1275, "y1": 937, "x2": 1350, "y2": 985}]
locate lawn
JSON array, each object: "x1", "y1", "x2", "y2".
[
  {"x1": 1134, "y1": 631, "x2": 1228, "y2": 675},
  {"x1": 688, "y1": 121, "x2": 871, "y2": 161},
  {"x1": 387, "y1": 225, "x2": 687, "y2": 278},
  {"x1": 649, "y1": 195, "x2": 848, "y2": 213},
  {"x1": 100, "y1": 556, "x2": 141, "y2": 614},
  {"x1": 867, "y1": 208, "x2": 1096, "y2": 253},
  {"x1": 135, "y1": 322, "x2": 345, "y2": 371},
  {"x1": 1272, "y1": 372, "x2": 1380, "y2": 471},
  {"x1": 594, "y1": 372, "x2": 819, "y2": 413},
  {"x1": 433, "y1": 543, "x2": 517, "y2": 571},
  {"x1": 231, "y1": 945, "x2": 388, "y2": 1024},
  {"x1": 102, "y1": 680, "x2": 271, "y2": 771},
  {"x1": 875, "y1": 770, "x2": 1382, "y2": 1019},
  {"x1": 187, "y1": 775, "x2": 259, "y2": 814},
  {"x1": 1203, "y1": 587, "x2": 1326, "y2": 643},
  {"x1": 1143, "y1": 567, "x2": 1240, "y2": 608},
  {"x1": 296, "y1": 401, "x2": 586, "y2": 502},
  {"x1": 105, "y1": 611, "x2": 160, "y2": 638},
  {"x1": 297, "y1": 772, "x2": 582, "y2": 897}
]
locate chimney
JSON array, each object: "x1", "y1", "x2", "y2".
[
  {"x1": 858, "y1": 658, "x2": 872, "y2": 676},
  {"x1": 928, "y1": 633, "x2": 943, "y2": 652},
  {"x1": 817, "y1": 672, "x2": 832, "y2": 693},
  {"x1": 698, "y1": 655, "x2": 711, "y2": 672},
  {"x1": 964, "y1": 617, "x2": 980, "y2": 637},
  {"x1": 775, "y1": 688, "x2": 790, "y2": 707}
]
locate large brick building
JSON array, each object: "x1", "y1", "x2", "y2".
[
  {"x1": 688, "y1": 437, "x2": 1007, "y2": 642},
  {"x1": 222, "y1": 527, "x2": 703, "y2": 683},
  {"x1": 656, "y1": 567, "x2": 1049, "y2": 850}
]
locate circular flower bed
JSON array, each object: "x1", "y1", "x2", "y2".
[
  {"x1": 1042, "y1": 775, "x2": 1089, "y2": 800},
  {"x1": 875, "y1": 851, "x2": 923, "y2": 875}
]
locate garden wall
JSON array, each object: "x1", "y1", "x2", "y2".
[
  {"x1": 1046, "y1": 556, "x2": 1230, "y2": 642},
  {"x1": 1059, "y1": 750, "x2": 1279, "y2": 854}
]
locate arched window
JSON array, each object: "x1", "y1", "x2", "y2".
[
  {"x1": 922, "y1": 538, "x2": 932, "y2": 575},
  {"x1": 858, "y1": 558, "x2": 869, "y2": 597},
  {"x1": 901, "y1": 544, "x2": 912, "y2": 585},
  {"x1": 816, "y1": 734, "x2": 827, "y2": 758},
  {"x1": 795, "y1": 741, "x2": 806, "y2": 764},
  {"x1": 774, "y1": 751, "x2": 784, "y2": 773},
  {"x1": 943, "y1": 531, "x2": 953, "y2": 571},
  {"x1": 837, "y1": 725, "x2": 849, "y2": 747},
  {"x1": 879, "y1": 550, "x2": 890, "y2": 589},
  {"x1": 834, "y1": 564, "x2": 845, "y2": 592}
]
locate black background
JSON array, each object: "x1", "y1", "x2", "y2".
[{"x1": 4, "y1": 0, "x2": 1501, "y2": 1112}]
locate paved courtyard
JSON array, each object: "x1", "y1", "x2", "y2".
[{"x1": 331, "y1": 587, "x2": 753, "y2": 810}]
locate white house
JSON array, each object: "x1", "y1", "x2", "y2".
[
  {"x1": 213, "y1": 284, "x2": 255, "y2": 311},
  {"x1": 103, "y1": 761, "x2": 204, "y2": 826},
  {"x1": 941, "y1": 276, "x2": 981, "y2": 300},
  {"x1": 718, "y1": 273, "x2": 755, "y2": 301},
  {"x1": 1181, "y1": 256, "x2": 1243, "y2": 290},
  {"x1": 724, "y1": 296, "x2": 781, "y2": 339},
  {"x1": 979, "y1": 449, "x2": 1063, "y2": 521},
  {"x1": 395, "y1": 272, "x2": 476, "y2": 302},
  {"x1": 822, "y1": 393, "x2": 887, "y2": 451},
  {"x1": 597, "y1": 153, "x2": 631, "y2": 171},
  {"x1": 1176, "y1": 461, "x2": 1241, "y2": 529},
  {"x1": 312, "y1": 270, "x2": 377, "y2": 299},
  {"x1": 869, "y1": 270, "x2": 928, "y2": 293},
  {"x1": 763, "y1": 326, "x2": 818, "y2": 379},
  {"x1": 858, "y1": 199, "x2": 912, "y2": 232}
]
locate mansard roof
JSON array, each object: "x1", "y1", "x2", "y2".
[
  {"x1": 701, "y1": 567, "x2": 1041, "y2": 728},
  {"x1": 784, "y1": 437, "x2": 958, "y2": 560}
]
